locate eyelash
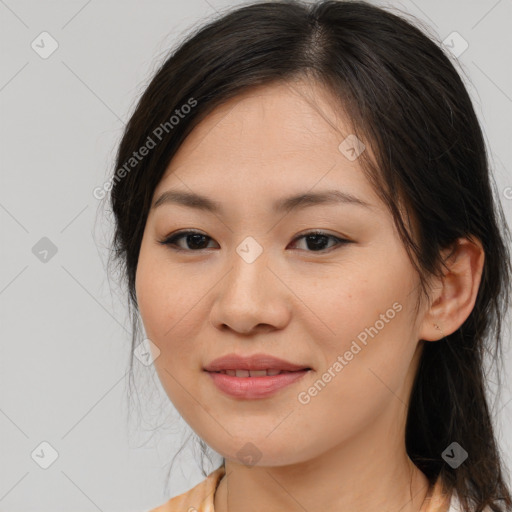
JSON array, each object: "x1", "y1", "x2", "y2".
[{"x1": 158, "y1": 230, "x2": 352, "y2": 254}]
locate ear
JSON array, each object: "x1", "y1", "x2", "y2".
[{"x1": 418, "y1": 236, "x2": 485, "y2": 342}]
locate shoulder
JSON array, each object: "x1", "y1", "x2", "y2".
[
  {"x1": 145, "y1": 465, "x2": 225, "y2": 512},
  {"x1": 424, "y1": 474, "x2": 494, "y2": 512},
  {"x1": 448, "y1": 489, "x2": 493, "y2": 512}
]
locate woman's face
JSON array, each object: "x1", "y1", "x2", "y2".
[{"x1": 135, "y1": 79, "x2": 429, "y2": 467}]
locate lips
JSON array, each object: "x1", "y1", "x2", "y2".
[
  {"x1": 203, "y1": 353, "x2": 311, "y2": 374},
  {"x1": 216, "y1": 369, "x2": 295, "y2": 377},
  {"x1": 205, "y1": 355, "x2": 312, "y2": 399}
]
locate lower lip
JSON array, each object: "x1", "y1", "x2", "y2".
[{"x1": 205, "y1": 370, "x2": 310, "y2": 399}]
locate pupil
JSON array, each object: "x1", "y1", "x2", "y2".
[
  {"x1": 188, "y1": 234, "x2": 207, "y2": 249},
  {"x1": 307, "y1": 234, "x2": 328, "y2": 251}
]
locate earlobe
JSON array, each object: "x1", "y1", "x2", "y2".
[
  {"x1": 418, "y1": 236, "x2": 485, "y2": 343},
  {"x1": 432, "y1": 323, "x2": 446, "y2": 342}
]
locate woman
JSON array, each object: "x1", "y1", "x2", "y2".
[{"x1": 105, "y1": 1, "x2": 512, "y2": 511}]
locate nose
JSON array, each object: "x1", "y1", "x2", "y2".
[{"x1": 209, "y1": 247, "x2": 291, "y2": 335}]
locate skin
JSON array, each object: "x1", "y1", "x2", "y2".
[{"x1": 135, "y1": 78, "x2": 485, "y2": 512}]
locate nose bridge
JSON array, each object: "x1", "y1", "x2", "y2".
[
  {"x1": 225, "y1": 236, "x2": 270, "y2": 300},
  {"x1": 210, "y1": 235, "x2": 289, "y2": 332}
]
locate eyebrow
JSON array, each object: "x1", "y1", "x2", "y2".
[{"x1": 152, "y1": 189, "x2": 373, "y2": 214}]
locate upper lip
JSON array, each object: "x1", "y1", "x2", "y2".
[{"x1": 203, "y1": 353, "x2": 311, "y2": 372}]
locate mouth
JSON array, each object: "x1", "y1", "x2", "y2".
[
  {"x1": 203, "y1": 353, "x2": 312, "y2": 398},
  {"x1": 205, "y1": 367, "x2": 312, "y2": 399},
  {"x1": 207, "y1": 368, "x2": 312, "y2": 377},
  {"x1": 203, "y1": 353, "x2": 312, "y2": 373}
]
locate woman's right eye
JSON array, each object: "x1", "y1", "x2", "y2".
[{"x1": 158, "y1": 230, "x2": 218, "y2": 252}]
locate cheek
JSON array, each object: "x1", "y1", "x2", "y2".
[
  {"x1": 135, "y1": 254, "x2": 168, "y2": 340},
  {"x1": 135, "y1": 248, "x2": 182, "y2": 379},
  {"x1": 298, "y1": 256, "x2": 418, "y2": 406},
  {"x1": 135, "y1": 254, "x2": 200, "y2": 417},
  {"x1": 136, "y1": 241, "x2": 193, "y2": 340},
  {"x1": 303, "y1": 256, "x2": 414, "y2": 350},
  {"x1": 292, "y1": 313, "x2": 415, "y2": 450},
  {"x1": 135, "y1": 243, "x2": 207, "y2": 394}
]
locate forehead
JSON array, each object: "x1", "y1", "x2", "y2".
[{"x1": 155, "y1": 79, "x2": 381, "y2": 210}]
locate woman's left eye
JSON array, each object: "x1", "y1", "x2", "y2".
[
  {"x1": 158, "y1": 230, "x2": 351, "y2": 253},
  {"x1": 290, "y1": 231, "x2": 351, "y2": 252}
]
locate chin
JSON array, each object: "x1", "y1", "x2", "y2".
[{"x1": 212, "y1": 436, "x2": 315, "y2": 468}]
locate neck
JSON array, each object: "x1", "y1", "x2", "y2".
[{"x1": 214, "y1": 418, "x2": 430, "y2": 512}]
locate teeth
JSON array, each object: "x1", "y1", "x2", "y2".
[
  {"x1": 249, "y1": 370, "x2": 268, "y2": 377},
  {"x1": 217, "y1": 369, "x2": 294, "y2": 377}
]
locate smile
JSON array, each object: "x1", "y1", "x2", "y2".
[{"x1": 205, "y1": 368, "x2": 311, "y2": 399}]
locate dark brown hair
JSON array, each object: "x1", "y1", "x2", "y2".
[{"x1": 104, "y1": 1, "x2": 512, "y2": 510}]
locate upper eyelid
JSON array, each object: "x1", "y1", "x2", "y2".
[
  {"x1": 163, "y1": 229, "x2": 346, "y2": 241},
  {"x1": 160, "y1": 229, "x2": 350, "y2": 249}
]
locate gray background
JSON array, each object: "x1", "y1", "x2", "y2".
[{"x1": 1, "y1": 0, "x2": 511, "y2": 511}]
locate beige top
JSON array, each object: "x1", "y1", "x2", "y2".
[{"x1": 146, "y1": 465, "x2": 468, "y2": 512}]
